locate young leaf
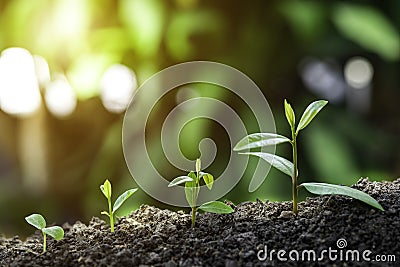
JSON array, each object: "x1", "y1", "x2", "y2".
[
  {"x1": 188, "y1": 171, "x2": 197, "y2": 181},
  {"x1": 184, "y1": 181, "x2": 199, "y2": 208},
  {"x1": 233, "y1": 133, "x2": 291, "y2": 151},
  {"x1": 100, "y1": 179, "x2": 112, "y2": 199},
  {"x1": 196, "y1": 158, "x2": 201, "y2": 173},
  {"x1": 113, "y1": 188, "x2": 138, "y2": 212},
  {"x1": 301, "y1": 182, "x2": 384, "y2": 211},
  {"x1": 101, "y1": 211, "x2": 110, "y2": 217},
  {"x1": 200, "y1": 172, "x2": 214, "y2": 190},
  {"x1": 284, "y1": 99, "x2": 296, "y2": 129},
  {"x1": 240, "y1": 152, "x2": 294, "y2": 177},
  {"x1": 296, "y1": 100, "x2": 328, "y2": 133},
  {"x1": 168, "y1": 176, "x2": 194, "y2": 187},
  {"x1": 25, "y1": 214, "x2": 46, "y2": 230},
  {"x1": 198, "y1": 201, "x2": 234, "y2": 214},
  {"x1": 43, "y1": 226, "x2": 64, "y2": 240}
]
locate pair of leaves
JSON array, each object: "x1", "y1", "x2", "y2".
[
  {"x1": 100, "y1": 179, "x2": 138, "y2": 214},
  {"x1": 169, "y1": 171, "x2": 214, "y2": 190},
  {"x1": 285, "y1": 99, "x2": 328, "y2": 135},
  {"x1": 169, "y1": 167, "x2": 233, "y2": 214},
  {"x1": 25, "y1": 214, "x2": 64, "y2": 241},
  {"x1": 169, "y1": 171, "x2": 214, "y2": 208},
  {"x1": 234, "y1": 100, "x2": 328, "y2": 178}
]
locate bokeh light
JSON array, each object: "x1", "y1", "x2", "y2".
[
  {"x1": 45, "y1": 76, "x2": 77, "y2": 118},
  {"x1": 0, "y1": 47, "x2": 41, "y2": 117},
  {"x1": 100, "y1": 64, "x2": 137, "y2": 113},
  {"x1": 344, "y1": 57, "x2": 374, "y2": 89}
]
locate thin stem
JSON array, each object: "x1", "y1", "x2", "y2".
[
  {"x1": 191, "y1": 207, "x2": 196, "y2": 228},
  {"x1": 108, "y1": 197, "x2": 114, "y2": 232},
  {"x1": 292, "y1": 130, "x2": 298, "y2": 215},
  {"x1": 191, "y1": 170, "x2": 200, "y2": 228},
  {"x1": 42, "y1": 232, "x2": 47, "y2": 253}
]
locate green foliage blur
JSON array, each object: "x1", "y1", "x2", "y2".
[{"x1": 0, "y1": 0, "x2": 399, "y2": 236}]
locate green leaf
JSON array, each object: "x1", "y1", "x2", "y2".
[
  {"x1": 168, "y1": 176, "x2": 194, "y2": 187},
  {"x1": 101, "y1": 211, "x2": 110, "y2": 217},
  {"x1": 233, "y1": 133, "x2": 291, "y2": 151},
  {"x1": 184, "y1": 184, "x2": 199, "y2": 208},
  {"x1": 240, "y1": 152, "x2": 294, "y2": 177},
  {"x1": 198, "y1": 201, "x2": 234, "y2": 214},
  {"x1": 113, "y1": 188, "x2": 138, "y2": 212},
  {"x1": 301, "y1": 182, "x2": 384, "y2": 211},
  {"x1": 43, "y1": 226, "x2": 64, "y2": 241},
  {"x1": 332, "y1": 4, "x2": 400, "y2": 61},
  {"x1": 296, "y1": 100, "x2": 328, "y2": 134},
  {"x1": 100, "y1": 179, "x2": 112, "y2": 199},
  {"x1": 188, "y1": 171, "x2": 197, "y2": 181},
  {"x1": 25, "y1": 214, "x2": 46, "y2": 230},
  {"x1": 284, "y1": 99, "x2": 296, "y2": 129},
  {"x1": 199, "y1": 172, "x2": 214, "y2": 190}
]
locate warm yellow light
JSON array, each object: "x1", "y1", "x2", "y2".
[
  {"x1": 100, "y1": 64, "x2": 137, "y2": 113},
  {"x1": 0, "y1": 47, "x2": 41, "y2": 117},
  {"x1": 45, "y1": 76, "x2": 77, "y2": 118}
]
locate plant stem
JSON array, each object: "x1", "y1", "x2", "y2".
[
  {"x1": 191, "y1": 169, "x2": 200, "y2": 228},
  {"x1": 108, "y1": 197, "x2": 114, "y2": 232},
  {"x1": 292, "y1": 130, "x2": 298, "y2": 215},
  {"x1": 191, "y1": 207, "x2": 196, "y2": 228},
  {"x1": 42, "y1": 232, "x2": 46, "y2": 253}
]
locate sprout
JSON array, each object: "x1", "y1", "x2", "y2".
[
  {"x1": 235, "y1": 99, "x2": 383, "y2": 214},
  {"x1": 169, "y1": 159, "x2": 234, "y2": 228},
  {"x1": 25, "y1": 213, "x2": 64, "y2": 253},
  {"x1": 100, "y1": 179, "x2": 138, "y2": 232}
]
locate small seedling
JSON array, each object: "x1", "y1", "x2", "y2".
[
  {"x1": 168, "y1": 158, "x2": 234, "y2": 228},
  {"x1": 25, "y1": 213, "x2": 64, "y2": 253},
  {"x1": 100, "y1": 179, "x2": 138, "y2": 232},
  {"x1": 234, "y1": 99, "x2": 384, "y2": 214}
]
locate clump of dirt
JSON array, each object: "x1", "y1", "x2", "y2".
[{"x1": 1, "y1": 178, "x2": 399, "y2": 266}]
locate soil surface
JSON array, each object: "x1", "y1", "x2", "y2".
[{"x1": 1, "y1": 178, "x2": 399, "y2": 266}]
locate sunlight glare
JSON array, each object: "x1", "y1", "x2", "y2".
[
  {"x1": 45, "y1": 76, "x2": 77, "y2": 118},
  {"x1": 100, "y1": 64, "x2": 137, "y2": 113},
  {"x1": 0, "y1": 48, "x2": 41, "y2": 117}
]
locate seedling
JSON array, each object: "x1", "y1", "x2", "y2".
[
  {"x1": 100, "y1": 179, "x2": 138, "y2": 232},
  {"x1": 168, "y1": 158, "x2": 234, "y2": 228},
  {"x1": 25, "y1": 213, "x2": 64, "y2": 253},
  {"x1": 234, "y1": 99, "x2": 384, "y2": 214}
]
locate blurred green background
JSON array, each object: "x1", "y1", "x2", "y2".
[{"x1": 0, "y1": 0, "x2": 399, "y2": 237}]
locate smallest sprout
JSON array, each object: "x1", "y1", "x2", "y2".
[
  {"x1": 100, "y1": 179, "x2": 138, "y2": 232},
  {"x1": 25, "y1": 213, "x2": 64, "y2": 253}
]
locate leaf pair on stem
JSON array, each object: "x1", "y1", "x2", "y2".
[
  {"x1": 169, "y1": 159, "x2": 234, "y2": 227},
  {"x1": 25, "y1": 214, "x2": 64, "y2": 253}
]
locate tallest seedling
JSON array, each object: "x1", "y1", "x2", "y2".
[
  {"x1": 282, "y1": 99, "x2": 327, "y2": 213},
  {"x1": 234, "y1": 99, "x2": 383, "y2": 214}
]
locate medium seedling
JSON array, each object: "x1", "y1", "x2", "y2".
[
  {"x1": 100, "y1": 179, "x2": 138, "y2": 232},
  {"x1": 168, "y1": 159, "x2": 234, "y2": 228},
  {"x1": 25, "y1": 213, "x2": 64, "y2": 253},
  {"x1": 234, "y1": 99, "x2": 384, "y2": 214}
]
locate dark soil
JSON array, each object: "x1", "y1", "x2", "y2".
[{"x1": 1, "y1": 178, "x2": 399, "y2": 266}]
